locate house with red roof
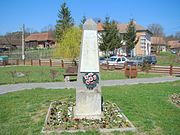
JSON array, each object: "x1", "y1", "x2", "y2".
[
  {"x1": 168, "y1": 40, "x2": 180, "y2": 54},
  {"x1": 151, "y1": 36, "x2": 167, "y2": 53},
  {"x1": 25, "y1": 32, "x2": 55, "y2": 48}
]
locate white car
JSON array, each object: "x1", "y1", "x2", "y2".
[{"x1": 102, "y1": 56, "x2": 129, "y2": 66}]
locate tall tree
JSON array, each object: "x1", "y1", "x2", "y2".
[
  {"x1": 124, "y1": 19, "x2": 138, "y2": 56},
  {"x1": 148, "y1": 24, "x2": 164, "y2": 36},
  {"x1": 99, "y1": 17, "x2": 122, "y2": 57},
  {"x1": 54, "y1": 27, "x2": 82, "y2": 59},
  {"x1": 79, "y1": 16, "x2": 87, "y2": 29},
  {"x1": 56, "y1": 2, "x2": 74, "y2": 42}
]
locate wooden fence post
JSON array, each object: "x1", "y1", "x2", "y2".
[
  {"x1": 130, "y1": 66, "x2": 132, "y2": 78},
  {"x1": 61, "y1": 60, "x2": 64, "y2": 68},
  {"x1": 23, "y1": 59, "x2": 25, "y2": 65},
  {"x1": 50, "y1": 59, "x2": 52, "y2": 67},
  {"x1": 16, "y1": 59, "x2": 19, "y2": 65},
  {"x1": 31, "y1": 59, "x2": 33, "y2": 66},
  {"x1": 169, "y1": 65, "x2": 173, "y2": 76},
  {"x1": 107, "y1": 61, "x2": 109, "y2": 70},
  {"x1": 2, "y1": 61, "x2": 5, "y2": 66},
  {"x1": 39, "y1": 59, "x2": 41, "y2": 66}
]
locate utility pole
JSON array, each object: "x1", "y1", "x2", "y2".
[{"x1": 22, "y1": 24, "x2": 25, "y2": 60}]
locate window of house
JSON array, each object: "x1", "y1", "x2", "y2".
[
  {"x1": 145, "y1": 33, "x2": 151, "y2": 41},
  {"x1": 140, "y1": 36, "x2": 146, "y2": 50}
]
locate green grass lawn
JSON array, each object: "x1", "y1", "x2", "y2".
[
  {"x1": 6, "y1": 48, "x2": 55, "y2": 59},
  {"x1": 100, "y1": 70, "x2": 166, "y2": 80},
  {"x1": 157, "y1": 52, "x2": 180, "y2": 66},
  {"x1": 0, "y1": 66, "x2": 167, "y2": 85},
  {"x1": 0, "y1": 81, "x2": 180, "y2": 135},
  {"x1": 0, "y1": 66, "x2": 65, "y2": 85}
]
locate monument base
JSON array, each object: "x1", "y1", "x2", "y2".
[
  {"x1": 74, "y1": 92, "x2": 102, "y2": 120},
  {"x1": 42, "y1": 99, "x2": 136, "y2": 133}
]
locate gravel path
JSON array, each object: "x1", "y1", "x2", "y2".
[{"x1": 0, "y1": 76, "x2": 180, "y2": 95}]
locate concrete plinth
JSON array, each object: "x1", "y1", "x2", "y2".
[{"x1": 74, "y1": 92, "x2": 102, "y2": 119}]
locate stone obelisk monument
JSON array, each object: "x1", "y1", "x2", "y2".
[{"x1": 74, "y1": 19, "x2": 102, "y2": 119}]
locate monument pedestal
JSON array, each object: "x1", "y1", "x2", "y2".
[{"x1": 74, "y1": 92, "x2": 102, "y2": 119}]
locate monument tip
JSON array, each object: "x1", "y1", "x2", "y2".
[{"x1": 83, "y1": 18, "x2": 97, "y2": 30}]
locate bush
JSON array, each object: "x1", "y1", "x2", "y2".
[{"x1": 142, "y1": 60, "x2": 151, "y2": 73}]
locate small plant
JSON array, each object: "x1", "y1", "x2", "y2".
[
  {"x1": 9, "y1": 71, "x2": 16, "y2": 83},
  {"x1": 142, "y1": 60, "x2": 151, "y2": 73},
  {"x1": 50, "y1": 69, "x2": 58, "y2": 81},
  {"x1": 24, "y1": 71, "x2": 31, "y2": 83},
  {"x1": 40, "y1": 69, "x2": 44, "y2": 82}
]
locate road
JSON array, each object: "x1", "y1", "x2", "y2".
[{"x1": 0, "y1": 76, "x2": 180, "y2": 95}]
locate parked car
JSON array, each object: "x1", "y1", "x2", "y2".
[
  {"x1": 99, "y1": 57, "x2": 107, "y2": 65},
  {"x1": 102, "y1": 56, "x2": 129, "y2": 66},
  {"x1": 128, "y1": 55, "x2": 157, "y2": 66},
  {"x1": 129, "y1": 56, "x2": 146, "y2": 66},
  {"x1": 0, "y1": 48, "x2": 8, "y2": 53},
  {"x1": 171, "y1": 49, "x2": 177, "y2": 54},
  {"x1": 145, "y1": 55, "x2": 157, "y2": 65}
]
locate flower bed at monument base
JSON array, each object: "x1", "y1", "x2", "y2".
[{"x1": 42, "y1": 97, "x2": 136, "y2": 133}]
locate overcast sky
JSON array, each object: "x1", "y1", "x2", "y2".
[{"x1": 0, "y1": 0, "x2": 180, "y2": 35}]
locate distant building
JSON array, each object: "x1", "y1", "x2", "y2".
[
  {"x1": 0, "y1": 33, "x2": 22, "y2": 51},
  {"x1": 97, "y1": 21, "x2": 152, "y2": 56},
  {"x1": 168, "y1": 40, "x2": 180, "y2": 54},
  {"x1": 151, "y1": 37, "x2": 167, "y2": 53},
  {"x1": 25, "y1": 32, "x2": 55, "y2": 49}
]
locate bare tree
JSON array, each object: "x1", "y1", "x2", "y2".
[
  {"x1": 165, "y1": 31, "x2": 180, "y2": 41},
  {"x1": 4, "y1": 32, "x2": 13, "y2": 46},
  {"x1": 41, "y1": 24, "x2": 55, "y2": 33},
  {"x1": 4, "y1": 31, "x2": 22, "y2": 48},
  {"x1": 148, "y1": 24, "x2": 164, "y2": 36},
  {"x1": 25, "y1": 27, "x2": 38, "y2": 34},
  {"x1": 175, "y1": 31, "x2": 180, "y2": 39}
]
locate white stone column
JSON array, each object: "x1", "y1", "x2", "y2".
[{"x1": 74, "y1": 19, "x2": 102, "y2": 119}]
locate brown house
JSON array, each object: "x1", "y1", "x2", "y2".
[
  {"x1": 151, "y1": 37, "x2": 167, "y2": 53},
  {"x1": 97, "y1": 22, "x2": 152, "y2": 56},
  {"x1": 168, "y1": 40, "x2": 180, "y2": 54},
  {"x1": 25, "y1": 32, "x2": 55, "y2": 48},
  {"x1": 0, "y1": 33, "x2": 22, "y2": 50}
]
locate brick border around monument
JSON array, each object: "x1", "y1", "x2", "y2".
[{"x1": 41, "y1": 102, "x2": 137, "y2": 134}]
